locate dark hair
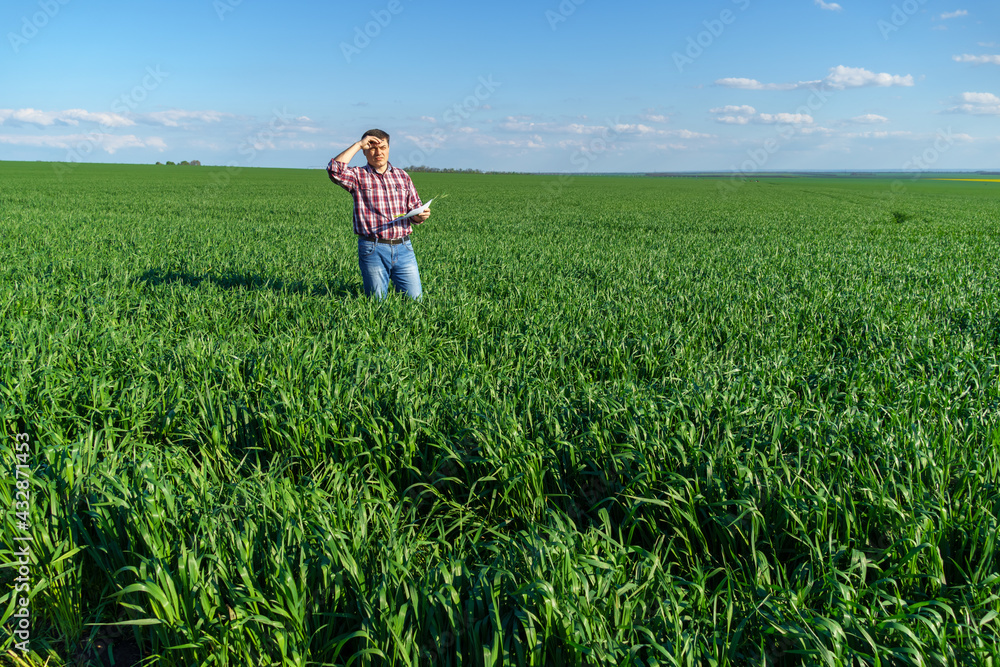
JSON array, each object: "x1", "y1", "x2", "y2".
[{"x1": 361, "y1": 128, "x2": 390, "y2": 145}]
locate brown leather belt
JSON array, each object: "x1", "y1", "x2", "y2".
[{"x1": 358, "y1": 234, "x2": 409, "y2": 245}]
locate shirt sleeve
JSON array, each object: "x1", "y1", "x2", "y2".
[
  {"x1": 327, "y1": 159, "x2": 359, "y2": 192},
  {"x1": 403, "y1": 173, "x2": 424, "y2": 223}
]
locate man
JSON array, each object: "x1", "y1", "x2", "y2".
[{"x1": 326, "y1": 129, "x2": 430, "y2": 299}]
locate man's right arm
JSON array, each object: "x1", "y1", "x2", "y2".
[
  {"x1": 327, "y1": 140, "x2": 364, "y2": 190},
  {"x1": 327, "y1": 136, "x2": 383, "y2": 188},
  {"x1": 332, "y1": 135, "x2": 380, "y2": 165},
  {"x1": 332, "y1": 140, "x2": 363, "y2": 165}
]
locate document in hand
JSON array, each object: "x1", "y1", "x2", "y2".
[{"x1": 392, "y1": 198, "x2": 433, "y2": 223}]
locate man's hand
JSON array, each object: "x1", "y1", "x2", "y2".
[
  {"x1": 412, "y1": 207, "x2": 431, "y2": 224},
  {"x1": 333, "y1": 136, "x2": 387, "y2": 165}
]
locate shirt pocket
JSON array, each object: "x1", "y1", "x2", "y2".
[{"x1": 357, "y1": 186, "x2": 379, "y2": 210}]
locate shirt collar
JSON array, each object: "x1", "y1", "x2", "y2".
[{"x1": 363, "y1": 162, "x2": 393, "y2": 176}]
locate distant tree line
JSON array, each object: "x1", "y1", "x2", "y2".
[
  {"x1": 156, "y1": 161, "x2": 202, "y2": 166},
  {"x1": 403, "y1": 165, "x2": 518, "y2": 175},
  {"x1": 404, "y1": 165, "x2": 481, "y2": 174}
]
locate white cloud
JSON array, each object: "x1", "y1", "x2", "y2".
[
  {"x1": 850, "y1": 114, "x2": 889, "y2": 124},
  {"x1": 284, "y1": 116, "x2": 323, "y2": 135},
  {"x1": 405, "y1": 125, "x2": 548, "y2": 153},
  {"x1": 710, "y1": 105, "x2": 753, "y2": 123},
  {"x1": 497, "y1": 116, "x2": 687, "y2": 138},
  {"x1": 612, "y1": 123, "x2": 652, "y2": 134},
  {"x1": 663, "y1": 129, "x2": 713, "y2": 139},
  {"x1": 797, "y1": 126, "x2": 835, "y2": 136},
  {"x1": 962, "y1": 92, "x2": 1000, "y2": 104},
  {"x1": 758, "y1": 113, "x2": 814, "y2": 124},
  {"x1": 140, "y1": 110, "x2": 233, "y2": 127},
  {"x1": 716, "y1": 66, "x2": 913, "y2": 91},
  {"x1": 825, "y1": 65, "x2": 913, "y2": 89},
  {"x1": 714, "y1": 78, "x2": 803, "y2": 91},
  {"x1": 0, "y1": 133, "x2": 166, "y2": 153},
  {"x1": 248, "y1": 138, "x2": 275, "y2": 151},
  {"x1": 652, "y1": 143, "x2": 693, "y2": 151},
  {"x1": 841, "y1": 130, "x2": 911, "y2": 139},
  {"x1": 940, "y1": 9, "x2": 968, "y2": 19},
  {"x1": 498, "y1": 116, "x2": 549, "y2": 132},
  {"x1": 565, "y1": 123, "x2": 611, "y2": 135},
  {"x1": 815, "y1": 0, "x2": 842, "y2": 11},
  {"x1": 473, "y1": 133, "x2": 545, "y2": 149},
  {"x1": 0, "y1": 107, "x2": 258, "y2": 136},
  {"x1": 0, "y1": 108, "x2": 134, "y2": 128},
  {"x1": 489, "y1": 115, "x2": 713, "y2": 155},
  {"x1": 946, "y1": 92, "x2": 1000, "y2": 115},
  {"x1": 709, "y1": 105, "x2": 757, "y2": 115},
  {"x1": 711, "y1": 105, "x2": 812, "y2": 125},
  {"x1": 953, "y1": 54, "x2": 1000, "y2": 64},
  {"x1": 639, "y1": 113, "x2": 668, "y2": 123}
]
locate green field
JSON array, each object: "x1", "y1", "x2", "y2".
[{"x1": 2, "y1": 161, "x2": 999, "y2": 666}]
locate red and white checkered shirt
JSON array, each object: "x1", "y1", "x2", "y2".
[{"x1": 327, "y1": 160, "x2": 424, "y2": 239}]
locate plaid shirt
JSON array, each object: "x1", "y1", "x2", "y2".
[{"x1": 327, "y1": 159, "x2": 423, "y2": 239}]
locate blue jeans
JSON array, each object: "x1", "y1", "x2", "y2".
[{"x1": 357, "y1": 237, "x2": 422, "y2": 299}]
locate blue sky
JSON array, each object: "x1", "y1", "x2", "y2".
[{"x1": 1, "y1": 0, "x2": 997, "y2": 172}]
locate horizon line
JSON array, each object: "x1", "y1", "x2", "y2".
[{"x1": 3, "y1": 160, "x2": 999, "y2": 176}]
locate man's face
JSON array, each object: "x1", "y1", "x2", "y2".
[{"x1": 362, "y1": 136, "x2": 389, "y2": 171}]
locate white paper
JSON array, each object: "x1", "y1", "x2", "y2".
[{"x1": 392, "y1": 198, "x2": 433, "y2": 223}]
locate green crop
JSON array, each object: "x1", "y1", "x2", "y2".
[{"x1": 1, "y1": 162, "x2": 999, "y2": 665}]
